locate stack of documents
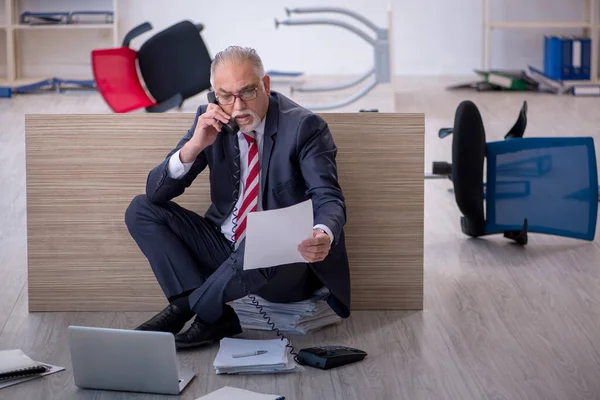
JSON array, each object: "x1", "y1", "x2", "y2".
[
  {"x1": 229, "y1": 287, "x2": 341, "y2": 335},
  {"x1": 237, "y1": 200, "x2": 341, "y2": 334},
  {"x1": 213, "y1": 338, "x2": 303, "y2": 375}
]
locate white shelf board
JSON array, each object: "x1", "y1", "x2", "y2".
[
  {"x1": 2, "y1": 0, "x2": 120, "y2": 88},
  {"x1": 483, "y1": 0, "x2": 600, "y2": 82},
  {"x1": 563, "y1": 79, "x2": 599, "y2": 85},
  {"x1": 490, "y1": 20, "x2": 592, "y2": 29},
  {"x1": 12, "y1": 77, "x2": 52, "y2": 86},
  {"x1": 0, "y1": 77, "x2": 47, "y2": 87},
  {"x1": 13, "y1": 24, "x2": 115, "y2": 30},
  {"x1": 0, "y1": 77, "x2": 96, "y2": 90}
]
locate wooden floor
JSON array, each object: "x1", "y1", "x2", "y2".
[{"x1": 1, "y1": 77, "x2": 600, "y2": 399}]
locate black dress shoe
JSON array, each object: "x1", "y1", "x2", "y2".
[
  {"x1": 135, "y1": 303, "x2": 195, "y2": 334},
  {"x1": 175, "y1": 304, "x2": 243, "y2": 349}
]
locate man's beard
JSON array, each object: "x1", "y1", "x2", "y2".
[{"x1": 232, "y1": 109, "x2": 261, "y2": 132}]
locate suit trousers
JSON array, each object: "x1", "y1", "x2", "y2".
[{"x1": 125, "y1": 194, "x2": 323, "y2": 324}]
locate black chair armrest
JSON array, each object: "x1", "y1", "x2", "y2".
[
  {"x1": 122, "y1": 22, "x2": 153, "y2": 47},
  {"x1": 438, "y1": 128, "x2": 453, "y2": 138},
  {"x1": 145, "y1": 93, "x2": 183, "y2": 113},
  {"x1": 504, "y1": 100, "x2": 528, "y2": 139}
]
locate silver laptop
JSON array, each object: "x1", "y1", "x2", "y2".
[{"x1": 68, "y1": 325, "x2": 195, "y2": 395}]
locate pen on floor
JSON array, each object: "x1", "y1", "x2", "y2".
[{"x1": 232, "y1": 350, "x2": 268, "y2": 358}]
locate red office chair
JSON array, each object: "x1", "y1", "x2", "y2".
[{"x1": 91, "y1": 20, "x2": 212, "y2": 113}]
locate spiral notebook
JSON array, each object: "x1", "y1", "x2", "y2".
[
  {"x1": 0, "y1": 350, "x2": 48, "y2": 381},
  {"x1": 0, "y1": 349, "x2": 65, "y2": 390}
]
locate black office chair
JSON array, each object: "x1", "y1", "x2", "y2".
[
  {"x1": 92, "y1": 20, "x2": 212, "y2": 113},
  {"x1": 432, "y1": 100, "x2": 598, "y2": 245}
]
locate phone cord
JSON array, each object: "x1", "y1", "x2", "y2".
[{"x1": 229, "y1": 138, "x2": 303, "y2": 365}]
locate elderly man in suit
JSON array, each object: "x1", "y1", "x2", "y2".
[{"x1": 125, "y1": 45, "x2": 350, "y2": 349}]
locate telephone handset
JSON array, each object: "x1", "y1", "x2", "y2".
[{"x1": 207, "y1": 91, "x2": 239, "y2": 135}]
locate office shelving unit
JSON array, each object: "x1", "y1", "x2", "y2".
[
  {"x1": 481, "y1": 0, "x2": 599, "y2": 83},
  {"x1": 1, "y1": 0, "x2": 119, "y2": 87}
]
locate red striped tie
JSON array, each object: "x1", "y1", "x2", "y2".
[{"x1": 234, "y1": 131, "x2": 259, "y2": 246}]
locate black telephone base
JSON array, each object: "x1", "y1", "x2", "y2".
[{"x1": 297, "y1": 345, "x2": 367, "y2": 370}]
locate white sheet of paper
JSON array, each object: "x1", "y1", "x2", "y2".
[{"x1": 243, "y1": 200, "x2": 313, "y2": 270}]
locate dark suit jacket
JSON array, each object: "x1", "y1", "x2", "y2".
[{"x1": 145, "y1": 91, "x2": 350, "y2": 318}]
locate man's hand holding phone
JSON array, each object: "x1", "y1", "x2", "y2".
[{"x1": 180, "y1": 104, "x2": 231, "y2": 163}]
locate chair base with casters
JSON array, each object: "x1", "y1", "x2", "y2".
[
  {"x1": 431, "y1": 100, "x2": 598, "y2": 245},
  {"x1": 92, "y1": 20, "x2": 211, "y2": 113},
  {"x1": 275, "y1": 6, "x2": 390, "y2": 110}
]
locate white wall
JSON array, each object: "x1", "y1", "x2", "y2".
[
  {"x1": 119, "y1": 0, "x2": 391, "y2": 76},
  {"x1": 3, "y1": 0, "x2": 591, "y2": 79},
  {"x1": 394, "y1": 0, "x2": 585, "y2": 75},
  {"x1": 120, "y1": 0, "x2": 588, "y2": 76}
]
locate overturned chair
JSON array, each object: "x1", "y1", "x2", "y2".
[
  {"x1": 91, "y1": 20, "x2": 212, "y2": 113},
  {"x1": 432, "y1": 100, "x2": 598, "y2": 245}
]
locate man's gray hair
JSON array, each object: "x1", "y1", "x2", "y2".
[{"x1": 210, "y1": 46, "x2": 265, "y2": 87}]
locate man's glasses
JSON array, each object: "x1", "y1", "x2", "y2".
[{"x1": 215, "y1": 88, "x2": 258, "y2": 105}]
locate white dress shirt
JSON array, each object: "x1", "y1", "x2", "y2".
[{"x1": 167, "y1": 118, "x2": 334, "y2": 245}]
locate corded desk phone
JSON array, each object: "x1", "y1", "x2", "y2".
[{"x1": 296, "y1": 345, "x2": 367, "y2": 370}]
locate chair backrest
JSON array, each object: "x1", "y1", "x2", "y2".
[
  {"x1": 137, "y1": 20, "x2": 212, "y2": 103},
  {"x1": 91, "y1": 47, "x2": 156, "y2": 113},
  {"x1": 485, "y1": 137, "x2": 598, "y2": 240},
  {"x1": 451, "y1": 100, "x2": 486, "y2": 237}
]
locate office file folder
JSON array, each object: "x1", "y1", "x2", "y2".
[
  {"x1": 545, "y1": 36, "x2": 591, "y2": 80},
  {"x1": 580, "y1": 38, "x2": 591, "y2": 80},
  {"x1": 545, "y1": 36, "x2": 562, "y2": 79}
]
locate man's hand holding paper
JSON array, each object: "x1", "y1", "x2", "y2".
[
  {"x1": 298, "y1": 230, "x2": 331, "y2": 263},
  {"x1": 244, "y1": 200, "x2": 330, "y2": 270}
]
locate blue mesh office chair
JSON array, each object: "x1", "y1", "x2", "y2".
[{"x1": 432, "y1": 100, "x2": 598, "y2": 245}]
